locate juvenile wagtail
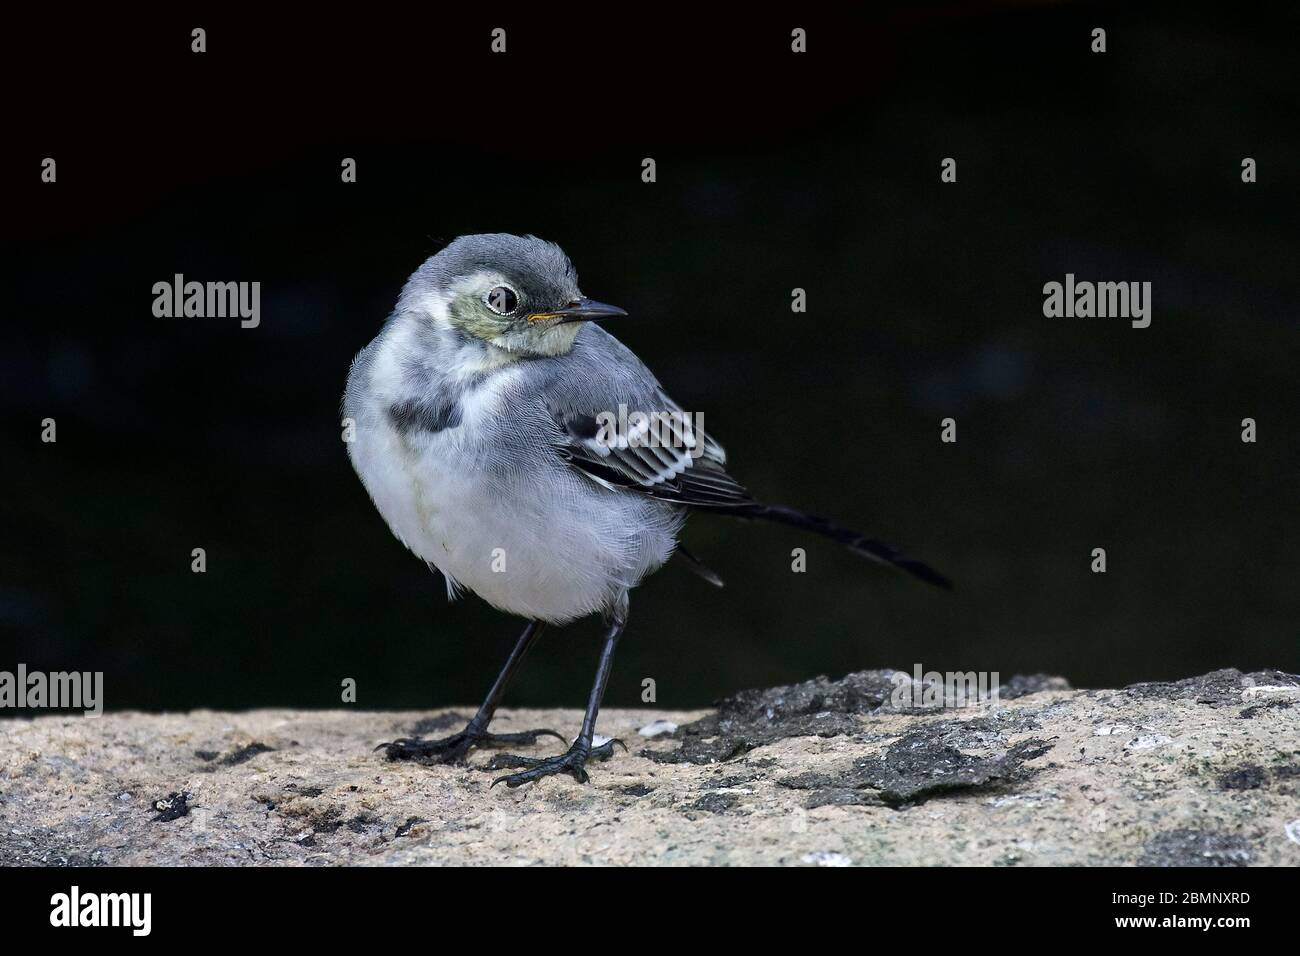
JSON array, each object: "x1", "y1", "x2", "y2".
[{"x1": 344, "y1": 234, "x2": 950, "y2": 787}]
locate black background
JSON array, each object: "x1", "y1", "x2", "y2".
[{"x1": 4, "y1": 4, "x2": 1297, "y2": 714}]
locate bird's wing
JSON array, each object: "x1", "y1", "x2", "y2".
[
  {"x1": 553, "y1": 390, "x2": 755, "y2": 509},
  {"x1": 540, "y1": 325, "x2": 754, "y2": 509}
]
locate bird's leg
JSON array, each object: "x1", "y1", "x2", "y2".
[
  {"x1": 489, "y1": 613, "x2": 627, "y2": 787},
  {"x1": 379, "y1": 620, "x2": 564, "y2": 765}
]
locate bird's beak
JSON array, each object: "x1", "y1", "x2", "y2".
[{"x1": 527, "y1": 298, "x2": 628, "y2": 324}]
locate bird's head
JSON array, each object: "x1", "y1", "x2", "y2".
[{"x1": 397, "y1": 234, "x2": 626, "y2": 358}]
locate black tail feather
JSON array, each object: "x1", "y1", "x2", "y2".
[
  {"x1": 674, "y1": 543, "x2": 726, "y2": 588},
  {"x1": 724, "y1": 503, "x2": 953, "y2": 591}
]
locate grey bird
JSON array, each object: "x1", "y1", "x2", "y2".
[{"x1": 344, "y1": 233, "x2": 950, "y2": 787}]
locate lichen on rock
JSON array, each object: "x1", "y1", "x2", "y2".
[{"x1": 0, "y1": 668, "x2": 1296, "y2": 866}]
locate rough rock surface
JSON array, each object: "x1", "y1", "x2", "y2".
[{"x1": 1, "y1": 668, "x2": 1297, "y2": 866}]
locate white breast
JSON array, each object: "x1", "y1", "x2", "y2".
[{"x1": 345, "y1": 335, "x2": 681, "y2": 624}]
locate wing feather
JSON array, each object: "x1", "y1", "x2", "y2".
[{"x1": 554, "y1": 392, "x2": 753, "y2": 509}]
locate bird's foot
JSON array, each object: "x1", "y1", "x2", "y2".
[
  {"x1": 377, "y1": 726, "x2": 565, "y2": 766},
  {"x1": 487, "y1": 738, "x2": 626, "y2": 787}
]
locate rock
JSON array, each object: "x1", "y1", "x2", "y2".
[
  {"x1": 637, "y1": 719, "x2": 678, "y2": 738},
  {"x1": 1, "y1": 668, "x2": 1297, "y2": 866}
]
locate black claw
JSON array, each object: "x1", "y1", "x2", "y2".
[
  {"x1": 480, "y1": 728, "x2": 566, "y2": 748},
  {"x1": 587, "y1": 739, "x2": 626, "y2": 762},
  {"x1": 484, "y1": 753, "x2": 542, "y2": 772},
  {"x1": 381, "y1": 735, "x2": 460, "y2": 762},
  {"x1": 377, "y1": 736, "x2": 421, "y2": 753},
  {"x1": 487, "y1": 740, "x2": 621, "y2": 788},
  {"x1": 379, "y1": 725, "x2": 564, "y2": 766}
]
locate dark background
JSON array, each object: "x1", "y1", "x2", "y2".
[{"x1": 3, "y1": 4, "x2": 1297, "y2": 714}]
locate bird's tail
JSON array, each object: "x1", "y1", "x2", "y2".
[{"x1": 730, "y1": 503, "x2": 953, "y2": 591}]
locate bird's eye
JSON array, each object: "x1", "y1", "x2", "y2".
[{"x1": 485, "y1": 286, "x2": 519, "y2": 315}]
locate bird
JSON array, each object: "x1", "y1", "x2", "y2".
[{"x1": 343, "y1": 233, "x2": 951, "y2": 788}]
